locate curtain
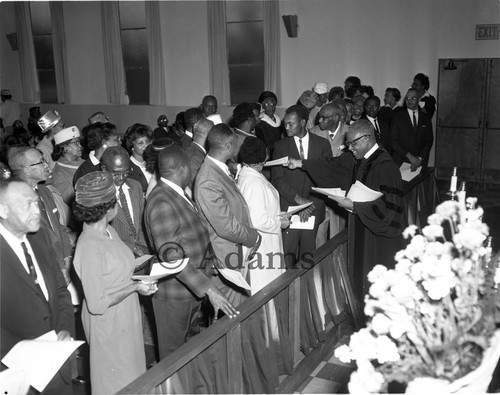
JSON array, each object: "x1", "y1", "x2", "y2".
[
  {"x1": 263, "y1": 0, "x2": 281, "y2": 101},
  {"x1": 146, "y1": 1, "x2": 166, "y2": 106},
  {"x1": 100, "y1": 1, "x2": 129, "y2": 104},
  {"x1": 14, "y1": 2, "x2": 40, "y2": 103},
  {"x1": 50, "y1": 2, "x2": 69, "y2": 104},
  {"x1": 207, "y1": 1, "x2": 231, "y2": 106}
]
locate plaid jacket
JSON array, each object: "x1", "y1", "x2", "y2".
[{"x1": 144, "y1": 179, "x2": 214, "y2": 299}]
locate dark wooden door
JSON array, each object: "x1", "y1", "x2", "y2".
[
  {"x1": 483, "y1": 59, "x2": 500, "y2": 183},
  {"x1": 435, "y1": 59, "x2": 487, "y2": 182}
]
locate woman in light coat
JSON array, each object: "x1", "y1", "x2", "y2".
[{"x1": 237, "y1": 137, "x2": 289, "y2": 293}]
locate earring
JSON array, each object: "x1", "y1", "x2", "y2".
[{"x1": 103, "y1": 144, "x2": 107, "y2": 149}]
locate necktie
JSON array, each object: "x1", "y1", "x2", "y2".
[
  {"x1": 184, "y1": 192, "x2": 198, "y2": 212},
  {"x1": 21, "y1": 241, "x2": 38, "y2": 284},
  {"x1": 299, "y1": 138, "x2": 305, "y2": 159},
  {"x1": 119, "y1": 186, "x2": 137, "y2": 238},
  {"x1": 412, "y1": 111, "x2": 417, "y2": 131},
  {"x1": 374, "y1": 119, "x2": 381, "y2": 140}
]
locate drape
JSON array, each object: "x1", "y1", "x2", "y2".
[
  {"x1": 50, "y1": 2, "x2": 69, "y2": 104},
  {"x1": 100, "y1": 1, "x2": 129, "y2": 104},
  {"x1": 14, "y1": 2, "x2": 40, "y2": 103},
  {"x1": 207, "y1": 1, "x2": 231, "y2": 106},
  {"x1": 263, "y1": 0, "x2": 281, "y2": 101},
  {"x1": 146, "y1": 1, "x2": 166, "y2": 106}
]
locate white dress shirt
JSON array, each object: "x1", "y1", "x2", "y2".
[{"x1": 294, "y1": 132, "x2": 310, "y2": 159}]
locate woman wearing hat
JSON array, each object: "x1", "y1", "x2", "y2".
[
  {"x1": 122, "y1": 123, "x2": 153, "y2": 193},
  {"x1": 237, "y1": 137, "x2": 289, "y2": 292},
  {"x1": 50, "y1": 126, "x2": 84, "y2": 206},
  {"x1": 73, "y1": 171, "x2": 157, "y2": 395}
]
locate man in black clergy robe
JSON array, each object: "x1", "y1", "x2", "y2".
[{"x1": 286, "y1": 120, "x2": 406, "y2": 306}]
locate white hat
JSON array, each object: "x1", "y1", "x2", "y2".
[
  {"x1": 313, "y1": 82, "x2": 328, "y2": 95},
  {"x1": 54, "y1": 126, "x2": 80, "y2": 145},
  {"x1": 37, "y1": 109, "x2": 62, "y2": 133},
  {"x1": 207, "y1": 114, "x2": 223, "y2": 125}
]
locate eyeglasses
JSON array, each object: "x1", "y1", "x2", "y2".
[
  {"x1": 110, "y1": 169, "x2": 133, "y2": 178},
  {"x1": 345, "y1": 134, "x2": 370, "y2": 148},
  {"x1": 25, "y1": 157, "x2": 48, "y2": 168}
]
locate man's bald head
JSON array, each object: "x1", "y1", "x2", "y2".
[{"x1": 158, "y1": 145, "x2": 190, "y2": 187}]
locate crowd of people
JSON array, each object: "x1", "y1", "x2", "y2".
[{"x1": 0, "y1": 73, "x2": 435, "y2": 394}]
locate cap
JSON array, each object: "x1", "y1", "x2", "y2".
[
  {"x1": 313, "y1": 82, "x2": 328, "y2": 95},
  {"x1": 75, "y1": 171, "x2": 116, "y2": 208},
  {"x1": 37, "y1": 109, "x2": 62, "y2": 133},
  {"x1": 88, "y1": 112, "x2": 110, "y2": 124},
  {"x1": 207, "y1": 114, "x2": 222, "y2": 125},
  {"x1": 240, "y1": 137, "x2": 267, "y2": 165},
  {"x1": 54, "y1": 126, "x2": 80, "y2": 145}
]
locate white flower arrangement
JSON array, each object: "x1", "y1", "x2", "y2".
[{"x1": 335, "y1": 198, "x2": 500, "y2": 393}]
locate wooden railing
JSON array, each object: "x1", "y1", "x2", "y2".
[{"x1": 119, "y1": 229, "x2": 357, "y2": 394}]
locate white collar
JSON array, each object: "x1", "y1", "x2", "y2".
[
  {"x1": 207, "y1": 155, "x2": 232, "y2": 178},
  {"x1": 234, "y1": 128, "x2": 255, "y2": 137},
  {"x1": 130, "y1": 155, "x2": 146, "y2": 168},
  {"x1": 364, "y1": 143, "x2": 379, "y2": 159},
  {"x1": 185, "y1": 130, "x2": 193, "y2": 139},
  {"x1": 115, "y1": 183, "x2": 129, "y2": 192},
  {"x1": 160, "y1": 177, "x2": 185, "y2": 197},
  {"x1": 260, "y1": 113, "x2": 281, "y2": 128},
  {"x1": 366, "y1": 115, "x2": 377, "y2": 122},
  {"x1": 293, "y1": 131, "x2": 309, "y2": 143},
  {"x1": 89, "y1": 151, "x2": 100, "y2": 166},
  {"x1": 193, "y1": 141, "x2": 206, "y2": 154}
]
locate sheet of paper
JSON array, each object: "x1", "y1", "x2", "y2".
[
  {"x1": 218, "y1": 268, "x2": 251, "y2": 290},
  {"x1": 399, "y1": 162, "x2": 422, "y2": 182},
  {"x1": 1, "y1": 331, "x2": 84, "y2": 392},
  {"x1": 346, "y1": 181, "x2": 383, "y2": 202},
  {"x1": 311, "y1": 187, "x2": 346, "y2": 198},
  {"x1": 134, "y1": 254, "x2": 153, "y2": 268},
  {"x1": 289, "y1": 215, "x2": 315, "y2": 230},
  {"x1": 279, "y1": 202, "x2": 313, "y2": 218},
  {"x1": 132, "y1": 258, "x2": 189, "y2": 282},
  {"x1": 264, "y1": 156, "x2": 289, "y2": 167}
]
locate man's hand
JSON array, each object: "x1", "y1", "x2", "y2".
[
  {"x1": 286, "y1": 158, "x2": 302, "y2": 169},
  {"x1": 406, "y1": 153, "x2": 422, "y2": 171},
  {"x1": 280, "y1": 217, "x2": 290, "y2": 229},
  {"x1": 206, "y1": 288, "x2": 239, "y2": 319},
  {"x1": 329, "y1": 196, "x2": 354, "y2": 211},
  {"x1": 247, "y1": 233, "x2": 262, "y2": 260},
  {"x1": 299, "y1": 204, "x2": 316, "y2": 222},
  {"x1": 57, "y1": 330, "x2": 72, "y2": 341}
]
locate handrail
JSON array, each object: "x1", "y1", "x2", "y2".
[{"x1": 118, "y1": 229, "x2": 348, "y2": 394}]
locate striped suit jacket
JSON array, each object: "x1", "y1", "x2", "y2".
[
  {"x1": 110, "y1": 178, "x2": 149, "y2": 256},
  {"x1": 144, "y1": 180, "x2": 214, "y2": 299},
  {"x1": 194, "y1": 157, "x2": 258, "y2": 270}
]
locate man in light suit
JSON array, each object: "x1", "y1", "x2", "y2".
[
  {"x1": 185, "y1": 118, "x2": 213, "y2": 189},
  {"x1": 310, "y1": 103, "x2": 348, "y2": 244},
  {"x1": 144, "y1": 145, "x2": 237, "y2": 358},
  {"x1": 271, "y1": 105, "x2": 332, "y2": 267},
  {"x1": 390, "y1": 88, "x2": 434, "y2": 170},
  {"x1": 0, "y1": 178, "x2": 74, "y2": 394},
  {"x1": 100, "y1": 146, "x2": 150, "y2": 262},
  {"x1": 194, "y1": 124, "x2": 260, "y2": 304}
]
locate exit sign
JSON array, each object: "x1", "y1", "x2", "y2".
[{"x1": 475, "y1": 24, "x2": 499, "y2": 40}]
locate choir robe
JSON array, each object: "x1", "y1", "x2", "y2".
[{"x1": 302, "y1": 148, "x2": 406, "y2": 304}]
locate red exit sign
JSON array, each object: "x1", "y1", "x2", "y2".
[{"x1": 475, "y1": 24, "x2": 499, "y2": 40}]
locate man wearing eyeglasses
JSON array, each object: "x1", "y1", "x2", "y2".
[
  {"x1": 286, "y1": 120, "x2": 405, "y2": 310},
  {"x1": 100, "y1": 146, "x2": 150, "y2": 262}
]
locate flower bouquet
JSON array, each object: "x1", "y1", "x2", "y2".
[{"x1": 335, "y1": 198, "x2": 500, "y2": 393}]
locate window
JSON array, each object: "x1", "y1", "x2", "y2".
[
  {"x1": 226, "y1": 1, "x2": 264, "y2": 104},
  {"x1": 118, "y1": 2, "x2": 149, "y2": 104},
  {"x1": 30, "y1": 2, "x2": 57, "y2": 103}
]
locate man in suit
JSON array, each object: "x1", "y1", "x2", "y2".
[
  {"x1": 185, "y1": 118, "x2": 213, "y2": 189},
  {"x1": 100, "y1": 146, "x2": 149, "y2": 261},
  {"x1": 194, "y1": 124, "x2": 260, "y2": 305},
  {"x1": 8, "y1": 147, "x2": 74, "y2": 284},
  {"x1": 0, "y1": 178, "x2": 74, "y2": 394},
  {"x1": 390, "y1": 88, "x2": 434, "y2": 171},
  {"x1": 271, "y1": 105, "x2": 331, "y2": 267},
  {"x1": 361, "y1": 96, "x2": 392, "y2": 154},
  {"x1": 144, "y1": 145, "x2": 238, "y2": 358},
  {"x1": 310, "y1": 102, "x2": 347, "y2": 244}
]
